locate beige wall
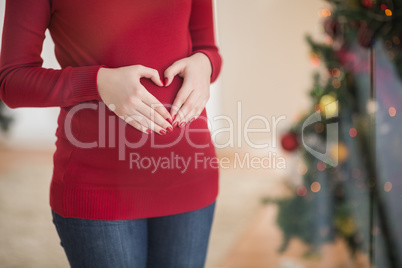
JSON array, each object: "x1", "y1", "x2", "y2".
[{"x1": 214, "y1": 0, "x2": 324, "y2": 152}]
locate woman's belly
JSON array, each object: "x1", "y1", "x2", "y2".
[{"x1": 54, "y1": 76, "x2": 218, "y2": 188}]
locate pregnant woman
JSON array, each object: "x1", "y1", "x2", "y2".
[{"x1": 0, "y1": 0, "x2": 222, "y2": 267}]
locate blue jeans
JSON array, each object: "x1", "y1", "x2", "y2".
[{"x1": 51, "y1": 201, "x2": 216, "y2": 268}]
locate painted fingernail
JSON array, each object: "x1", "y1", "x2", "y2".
[
  {"x1": 146, "y1": 128, "x2": 152, "y2": 134},
  {"x1": 160, "y1": 129, "x2": 167, "y2": 135},
  {"x1": 173, "y1": 121, "x2": 178, "y2": 128},
  {"x1": 166, "y1": 118, "x2": 172, "y2": 124},
  {"x1": 164, "y1": 77, "x2": 169, "y2": 86},
  {"x1": 172, "y1": 114, "x2": 177, "y2": 121},
  {"x1": 160, "y1": 78, "x2": 164, "y2": 86},
  {"x1": 167, "y1": 126, "x2": 173, "y2": 132},
  {"x1": 190, "y1": 117, "x2": 195, "y2": 123},
  {"x1": 179, "y1": 122, "x2": 186, "y2": 128}
]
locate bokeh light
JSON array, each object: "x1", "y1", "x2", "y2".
[
  {"x1": 389, "y1": 106, "x2": 396, "y2": 117},
  {"x1": 384, "y1": 182, "x2": 392, "y2": 192},
  {"x1": 320, "y1": 9, "x2": 331, "y2": 17},
  {"x1": 314, "y1": 122, "x2": 325, "y2": 133},
  {"x1": 311, "y1": 182, "x2": 321, "y2": 193},
  {"x1": 332, "y1": 79, "x2": 341, "y2": 89},
  {"x1": 349, "y1": 128, "x2": 357, "y2": 137},
  {"x1": 331, "y1": 68, "x2": 341, "y2": 77},
  {"x1": 297, "y1": 186, "x2": 307, "y2": 197},
  {"x1": 317, "y1": 161, "x2": 326, "y2": 171},
  {"x1": 298, "y1": 164, "x2": 308, "y2": 175},
  {"x1": 320, "y1": 94, "x2": 338, "y2": 117}
]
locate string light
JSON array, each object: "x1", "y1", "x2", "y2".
[
  {"x1": 317, "y1": 161, "x2": 326, "y2": 171},
  {"x1": 332, "y1": 79, "x2": 341, "y2": 89},
  {"x1": 298, "y1": 164, "x2": 308, "y2": 175},
  {"x1": 385, "y1": 9, "x2": 392, "y2": 16},
  {"x1": 319, "y1": 94, "x2": 338, "y2": 117},
  {"x1": 311, "y1": 182, "x2": 321, "y2": 193},
  {"x1": 384, "y1": 182, "x2": 392, "y2": 192},
  {"x1": 331, "y1": 68, "x2": 341, "y2": 77},
  {"x1": 367, "y1": 100, "x2": 377, "y2": 114},
  {"x1": 310, "y1": 52, "x2": 321, "y2": 66},
  {"x1": 314, "y1": 122, "x2": 325, "y2": 133},
  {"x1": 349, "y1": 128, "x2": 357, "y2": 137},
  {"x1": 389, "y1": 107, "x2": 396, "y2": 117},
  {"x1": 297, "y1": 186, "x2": 307, "y2": 196},
  {"x1": 320, "y1": 9, "x2": 331, "y2": 17}
]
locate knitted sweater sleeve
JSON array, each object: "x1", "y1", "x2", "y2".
[
  {"x1": 189, "y1": 0, "x2": 223, "y2": 83},
  {"x1": 0, "y1": 0, "x2": 103, "y2": 108}
]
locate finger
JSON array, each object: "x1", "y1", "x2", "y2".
[
  {"x1": 125, "y1": 112, "x2": 168, "y2": 135},
  {"x1": 141, "y1": 115, "x2": 169, "y2": 135},
  {"x1": 135, "y1": 102, "x2": 173, "y2": 134},
  {"x1": 170, "y1": 79, "x2": 193, "y2": 121},
  {"x1": 123, "y1": 113, "x2": 152, "y2": 134},
  {"x1": 141, "y1": 86, "x2": 173, "y2": 122},
  {"x1": 175, "y1": 91, "x2": 204, "y2": 128},
  {"x1": 137, "y1": 66, "x2": 164, "y2": 87},
  {"x1": 164, "y1": 60, "x2": 185, "y2": 87}
]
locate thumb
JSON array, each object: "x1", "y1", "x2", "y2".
[
  {"x1": 137, "y1": 66, "x2": 164, "y2": 87},
  {"x1": 164, "y1": 60, "x2": 185, "y2": 87}
]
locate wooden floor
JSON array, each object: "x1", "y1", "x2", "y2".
[
  {"x1": 219, "y1": 204, "x2": 370, "y2": 268},
  {"x1": 0, "y1": 147, "x2": 370, "y2": 268}
]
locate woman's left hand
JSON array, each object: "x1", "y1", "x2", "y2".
[{"x1": 164, "y1": 52, "x2": 212, "y2": 128}]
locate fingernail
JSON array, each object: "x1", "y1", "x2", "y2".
[
  {"x1": 166, "y1": 118, "x2": 172, "y2": 124},
  {"x1": 172, "y1": 114, "x2": 177, "y2": 121},
  {"x1": 160, "y1": 129, "x2": 167, "y2": 135},
  {"x1": 160, "y1": 78, "x2": 164, "y2": 86},
  {"x1": 179, "y1": 122, "x2": 186, "y2": 128},
  {"x1": 146, "y1": 128, "x2": 152, "y2": 134},
  {"x1": 167, "y1": 126, "x2": 173, "y2": 132},
  {"x1": 190, "y1": 117, "x2": 195, "y2": 123},
  {"x1": 164, "y1": 77, "x2": 169, "y2": 86},
  {"x1": 172, "y1": 121, "x2": 178, "y2": 128}
]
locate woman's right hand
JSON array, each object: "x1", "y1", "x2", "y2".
[{"x1": 97, "y1": 65, "x2": 173, "y2": 135}]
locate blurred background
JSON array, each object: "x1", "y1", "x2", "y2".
[{"x1": 1, "y1": 0, "x2": 401, "y2": 267}]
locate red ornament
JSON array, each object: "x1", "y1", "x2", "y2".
[
  {"x1": 362, "y1": 0, "x2": 373, "y2": 8},
  {"x1": 324, "y1": 18, "x2": 339, "y2": 37},
  {"x1": 281, "y1": 132, "x2": 299, "y2": 152},
  {"x1": 357, "y1": 22, "x2": 375, "y2": 48}
]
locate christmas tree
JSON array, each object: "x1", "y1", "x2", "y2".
[{"x1": 267, "y1": 0, "x2": 402, "y2": 267}]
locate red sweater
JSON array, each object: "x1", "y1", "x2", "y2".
[{"x1": 0, "y1": 0, "x2": 222, "y2": 220}]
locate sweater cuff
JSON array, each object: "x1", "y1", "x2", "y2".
[
  {"x1": 71, "y1": 65, "x2": 105, "y2": 102},
  {"x1": 191, "y1": 49, "x2": 222, "y2": 83}
]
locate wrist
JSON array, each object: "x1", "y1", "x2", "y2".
[
  {"x1": 190, "y1": 52, "x2": 212, "y2": 77},
  {"x1": 96, "y1": 67, "x2": 111, "y2": 99}
]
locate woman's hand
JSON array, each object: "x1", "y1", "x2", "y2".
[
  {"x1": 164, "y1": 53, "x2": 212, "y2": 128},
  {"x1": 97, "y1": 65, "x2": 173, "y2": 135}
]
